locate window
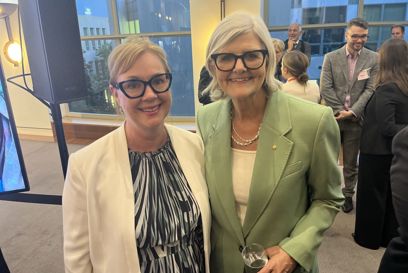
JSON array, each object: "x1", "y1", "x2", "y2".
[
  {"x1": 72, "y1": 0, "x2": 194, "y2": 117},
  {"x1": 266, "y1": 0, "x2": 408, "y2": 80},
  {"x1": 364, "y1": 3, "x2": 407, "y2": 49}
]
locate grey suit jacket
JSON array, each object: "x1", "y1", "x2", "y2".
[{"x1": 320, "y1": 45, "x2": 378, "y2": 119}]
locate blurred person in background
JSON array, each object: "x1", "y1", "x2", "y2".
[
  {"x1": 198, "y1": 66, "x2": 213, "y2": 105},
  {"x1": 377, "y1": 126, "x2": 408, "y2": 273},
  {"x1": 284, "y1": 23, "x2": 311, "y2": 61},
  {"x1": 281, "y1": 50, "x2": 320, "y2": 103},
  {"x1": 272, "y1": 38, "x2": 285, "y2": 81},
  {"x1": 354, "y1": 38, "x2": 408, "y2": 250},
  {"x1": 391, "y1": 24, "x2": 405, "y2": 40},
  {"x1": 320, "y1": 17, "x2": 379, "y2": 213}
]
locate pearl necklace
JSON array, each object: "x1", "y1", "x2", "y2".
[{"x1": 231, "y1": 121, "x2": 261, "y2": 146}]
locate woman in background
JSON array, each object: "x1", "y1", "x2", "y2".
[
  {"x1": 272, "y1": 38, "x2": 285, "y2": 81},
  {"x1": 197, "y1": 12, "x2": 343, "y2": 273},
  {"x1": 354, "y1": 38, "x2": 408, "y2": 250},
  {"x1": 63, "y1": 37, "x2": 210, "y2": 273},
  {"x1": 281, "y1": 50, "x2": 320, "y2": 103},
  {"x1": 377, "y1": 126, "x2": 408, "y2": 273}
]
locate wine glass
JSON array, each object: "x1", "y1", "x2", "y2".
[{"x1": 241, "y1": 243, "x2": 268, "y2": 272}]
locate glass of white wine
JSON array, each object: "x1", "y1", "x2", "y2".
[{"x1": 241, "y1": 243, "x2": 268, "y2": 272}]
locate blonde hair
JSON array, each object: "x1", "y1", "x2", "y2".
[
  {"x1": 205, "y1": 11, "x2": 281, "y2": 100},
  {"x1": 108, "y1": 36, "x2": 170, "y2": 85},
  {"x1": 272, "y1": 38, "x2": 285, "y2": 53}
]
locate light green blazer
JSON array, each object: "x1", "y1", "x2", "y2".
[{"x1": 197, "y1": 90, "x2": 344, "y2": 273}]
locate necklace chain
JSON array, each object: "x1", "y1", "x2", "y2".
[{"x1": 231, "y1": 121, "x2": 261, "y2": 146}]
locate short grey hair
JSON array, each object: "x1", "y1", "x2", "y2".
[
  {"x1": 289, "y1": 23, "x2": 302, "y2": 32},
  {"x1": 205, "y1": 11, "x2": 281, "y2": 101}
]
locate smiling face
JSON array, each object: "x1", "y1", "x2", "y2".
[
  {"x1": 288, "y1": 24, "x2": 301, "y2": 41},
  {"x1": 346, "y1": 25, "x2": 369, "y2": 53},
  {"x1": 110, "y1": 51, "x2": 171, "y2": 134},
  {"x1": 212, "y1": 32, "x2": 267, "y2": 100}
]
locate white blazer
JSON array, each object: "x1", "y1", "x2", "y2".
[{"x1": 62, "y1": 124, "x2": 211, "y2": 273}]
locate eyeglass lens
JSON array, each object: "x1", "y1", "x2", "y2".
[
  {"x1": 213, "y1": 50, "x2": 267, "y2": 71},
  {"x1": 351, "y1": 34, "x2": 369, "y2": 40},
  {"x1": 119, "y1": 73, "x2": 171, "y2": 98}
]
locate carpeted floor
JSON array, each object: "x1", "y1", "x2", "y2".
[{"x1": 0, "y1": 140, "x2": 385, "y2": 273}]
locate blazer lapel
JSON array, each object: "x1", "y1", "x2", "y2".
[
  {"x1": 243, "y1": 92, "x2": 294, "y2": 237},
  {"x1": 114, "y1": 124, "x2": 134, "y2": 197},
  {"x1": 112, "y1": 124, "x2": 141, "y2": 272},
  {"x1": 206, "y1": 99, "x2": 245, "y2": 245},
  {"x1": 338, "y1": 46, "x2": 349, "y2": 84}
]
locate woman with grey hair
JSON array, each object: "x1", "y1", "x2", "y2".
[
  {"x1": 197, "y1": 12, "x2": 343, "y2": 273},
  {"x1": 63, "y1": 37, "x2": 210, "y2": 273}
]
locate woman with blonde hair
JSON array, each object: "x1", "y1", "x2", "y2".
[
  {"x1": 197, "y1": 11, "x2": 343, "y2": 273},
  {"x1": 272, "y1": 38, "x2": 285, "y2": 81},
  {"x1": 281, "y1": 50, "x2": 320, "y2": 103},
  {"x1": 63, "y1": 37, "x2": 210, "y2": 273}
]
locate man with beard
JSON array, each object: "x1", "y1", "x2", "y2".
[{"x1": 320, "y1": 18, "x2": 379, "y2": 213}]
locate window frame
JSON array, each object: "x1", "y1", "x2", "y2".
[{"x1": 65, "y1": 0, "x2": 195, "y2": 121}]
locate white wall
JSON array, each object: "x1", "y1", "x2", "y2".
[{"x1": 0, "y1": 11, "x2": 52, "y2": 138}]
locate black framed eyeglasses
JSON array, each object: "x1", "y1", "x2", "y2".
[
  {"x1": 350, "y1": 34, "x2": 369, "y2": 40},
  {"x1": 113, "y1": 73, "x2": 172, "y2": 99},
  {"x1": 210, "y1": 49, "x2": 269, "y2": 72}
]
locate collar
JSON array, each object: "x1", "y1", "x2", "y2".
[
  {"x1": 286, "y1": 76, "x2": 297, "y2": 82},
  {"x1": 345, "y1": 47, "x2": 362, "y2": 58}
]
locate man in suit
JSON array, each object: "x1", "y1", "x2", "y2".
[
  {"x1": 378, "y1": 126, "x2": 408, "y2": 273},
  {"x1": 320, "y1": 17, "x2": 379, "y2": 213},
  {"x1": 284, "y1": 23, "x2": 311, "y2": 61}
]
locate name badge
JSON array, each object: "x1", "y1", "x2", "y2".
[{"x1": 357, "y1": 69, "x2": 370, "y2": 81}]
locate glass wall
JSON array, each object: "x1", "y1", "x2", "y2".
[
  {"x1": 266, "y1": 0, "x2": 407, "y2": 80},
  {"x1": 69, "y1": 0, "x2": 194, "y2": 117}
]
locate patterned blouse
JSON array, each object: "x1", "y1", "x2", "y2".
[{"x1": 129, "y1": 140, "x2": 204, "y2": 273}]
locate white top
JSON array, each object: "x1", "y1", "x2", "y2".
[
  {"x1": 63, "y1": 124, "x2": 211, "y2": 273},
  {"x1": 231, "y1": 148, "x2": 256, "y2": 226},
  {"x1": 282, "y1": 80, "x2": 321, "y2": 103}
]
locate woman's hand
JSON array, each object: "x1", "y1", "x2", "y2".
[{"x1": 257, "y1": 246, "x2": 297, "y2": 273}]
